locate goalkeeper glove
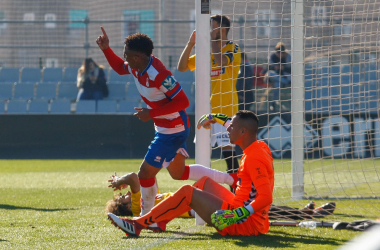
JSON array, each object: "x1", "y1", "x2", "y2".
[
  {"x1": 197, "y1": 113, "x2": 230, "y2": 130},
  {"x1": 211, "y1": 206, "x2": 251, "y2": 230}
]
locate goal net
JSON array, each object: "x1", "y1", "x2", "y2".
[{"x1": 206, "y1": 0, "x2": 380, "y2": 222}]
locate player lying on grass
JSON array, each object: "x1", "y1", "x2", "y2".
[
  {"x1": 107, "y1": 110, "x2": 275, "y2": 237},
  {"x1": 105, "y1": 172, "x2": 336, "y2": 222}
]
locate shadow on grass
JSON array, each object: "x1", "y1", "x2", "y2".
[
  {"x1": 0, "y1": 204, "x2": 76, "y2": 212},
  {"x1": 0, "y1": 239, "x2": 7, "y2": 242}
]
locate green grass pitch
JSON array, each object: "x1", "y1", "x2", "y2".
[{"x1": 0, "y1": 159, "x2": 377, "y2": 249}]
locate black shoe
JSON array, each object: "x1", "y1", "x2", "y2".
[{"x1": 313, "y1": 202, "x2": 336, "y2": 218}]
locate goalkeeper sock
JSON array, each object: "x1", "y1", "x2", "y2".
[
  {"x1": 139, "y1": 178, "x2": 157, "y2": 216},
  {"x1": 223, "y1": 150, "x2": 239, "y2": 174},
  {"x1": 188, "y1": 164, "x2": 234, "y2": 186},
  {"x1": 135, "y1": 185, "x2": 194, "y2": 227}
]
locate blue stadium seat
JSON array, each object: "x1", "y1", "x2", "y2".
[
  {"x1": 187, "y1": 99, "x2": 195, "y2": 113},
  {"x1": 42, "y1": 67, "x2": 63, "y2": 83},
  {"x1": 0, "y1": 83, "x2": 14, "y2": 99},
  {"x1": 126, "y1": 83, "x2": 140, "y2": 101},
  {"x1": 20, "y1": 67, "x2": 41, "y2": 83},
  {"x1": 107, "y1": 83, "x2": 127, "y2": 100},
  {"x1": 180, "y1": 82, "x2": 194, "y2": 98},
  {"x1": 0, "y1": 100, "x2": 4, "y2": 113},
  {"x1": 331, "y1": 65, "x2": 340, "y2": 74},
  {"x1": 57, "y1": 83, "x2": 78, "y2": 100},
  {"x1": 173, "y1": 69, "x2": 195, "y2": 83},
  {"x1": 109, "y1": 69, "x2": 133, "y2": 83},
  {"x1": 28, "y1": 100, "x2": 49, "y2": 114},
  {"x1": 0, "y1": 67, "x2": 20, "y2": 83},
  {"x1": 118, "y1": 99, "x2": 141, "y2": 113},
  {"x1": 304, "y1": 100, "x2": 313, "y2": 112},
  {"x1": 50, "y1": 100, "x2": 71, "y2": 114},
  {"x1": 76, "y1": 100, "x2": 96, "y2": 114},
  {"x1": 36, "y1": 83, "x2": 57, "y2": 99},
  {"x1": 14, "y1": 83, "x2": 35, "y2": 99},
  {"x1": 7, "y1": 100, "x2": 27, "y2": 114},
  {"x1": 97, "y1": 100, "x2": 117, "y2": 113},
  {"x1": 62, "y1": 67, "x2": 79, "y2": 82}
]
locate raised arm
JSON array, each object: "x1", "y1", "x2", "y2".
[
  {"x1": 108, "y1": 172, "x2": 140, "y2": 194},
  {"x1": 177, "y1": 30, "x2": 196, "y2": 72}
]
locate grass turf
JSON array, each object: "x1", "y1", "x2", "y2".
[{"x1": 0, "y1": 159, "x2": 376, "y2": 249}]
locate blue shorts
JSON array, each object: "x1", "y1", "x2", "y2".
[{"x1": 145, "y1": 127, "x2": 190, "y2": 168}]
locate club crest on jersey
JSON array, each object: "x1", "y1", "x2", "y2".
[{"x1": 162, "y1": 75, "x2": 177, "y2": 91}]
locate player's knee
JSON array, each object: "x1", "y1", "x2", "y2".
[
  {"x1": 169, "y1": 171, "x2": 183, "y2": 180},
  {"x1": 193, "y1": 176, "x2": 210, "y2": 190},
  {"x1": 178, "y1": 184, "x2": 194, "y2": 195}
]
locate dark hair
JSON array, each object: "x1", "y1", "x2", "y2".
[
  {"x1": 83, "y1": 58, "x2": 98, "y2": 74},
  {"x1": 211, "y1": 14, "x2": 231, "y2": 35},
  {"x1": 235, "y1": 110, "x2": 259, "y2": 133},
  {"x1": 104, "y1": 193, "x2": 133, "y2": 217},
  {"x1": 124, "y1": 33, "x2": 154, "y2": 57},
  {"x1": 274, "y1": 42, "x2": 286, "y2": 53}
]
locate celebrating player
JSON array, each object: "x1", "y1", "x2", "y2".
[
  {"x1": 107, "y1": 110, "x2": 275, "y2": 237},
  {"x1": 96, "y1": 27, "x2": 237, "y2": 231},
  {"x1": 177, "y1": 15, "x2": 242, "y2": 180}
]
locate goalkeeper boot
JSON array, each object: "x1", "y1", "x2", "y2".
[
  {"x1": 313, "y1": 202, "x2": 336, "y2": 218},
  {"x1": 300, "y1": 201, "x2": 315, "y2": 219},
  {"x1": 108, "y1": 213, "x2": 143, "y2": 237},
  {"x1": 146, "y1": 220, "x2": 168, "y2": 233}
]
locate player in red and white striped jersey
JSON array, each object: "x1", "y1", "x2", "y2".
[{"x1": 96, "y1": 27, "x2": 237, "y2": 231}]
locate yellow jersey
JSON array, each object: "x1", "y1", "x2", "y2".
[{"x1": 188, "y1": 41, "x2": 241, "y2": 117}]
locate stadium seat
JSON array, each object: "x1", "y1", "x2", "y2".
[
  {"x1": 126, "y1": 83, "x2": 141, "y2": 101},
  {"x1": 173, "y1": 69, "x2": 195, "y2": 83},
  {"x1": 42, "y1": 67, "x2": 63, "y2": 83},
  {"x1": 20, "y1": 67, "x2": 42, "y2": 83},
  {"x1": 107, "y1": 83, "x2": 126, "y2": 100},
  {"x1": 118, "y1": 99, "x2": 141, "y2": 113},
  {"x1": 36, "y1": 83, "x2": 57, "y2": 99},
  {"x1": 0, "y1": 67, "x2": 20, "y2": 83},
  {"x1": 7, "y1": 100, "x2": 27, "y2": 114},
  {"x1": 13, "y1": 83, "x2": 35, "y2": 99},
  {"x1": 0, "y1": 101, "x2": 4, "y2": 114},
  {"x1": 76, "y1": 100, "x2": 96, "y2": 114},
  {"x1": 28, "y1": 100, "x2": 49, "y2": 114},
  {"x1": 0, "y1": 83, "x2": 14, "y2": 99},
  {"x1": 50, "y1": 100, "x2": 71, "y2": 114},
  {"x1": 62, "y1": 67, "x2": 79, "y2": 82},
  {"x1": 97, "y1": 100, "x2": 117, "y2": 113},
  {"x1": 181, "y1": 82, "x2": 194, "y2": 98},
  {"x1": 57, "y1": 83, "x2": 78, "y2": 100},
  {"x1": 109, "y1": 69, "x2": 133, "y2": 83}
]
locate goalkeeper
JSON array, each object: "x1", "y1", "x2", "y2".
[{"x1": 107, "y1": 110, "x2": 274, "y2": 237}]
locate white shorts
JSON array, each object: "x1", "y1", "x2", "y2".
[{"x1": 193, "y1": 123, "x2": 234, "y2": 148}]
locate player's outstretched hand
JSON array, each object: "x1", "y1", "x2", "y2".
[
  {"x1": 133, "y1": 107, "x2": 151, "y2": 122},
  {"x1": 96, "y1": 26, "x2": 110, "y2": 51},
  {"x1": 197, "y1": 113, "x2": 230, "y2": 130},
  {"x1": 108, "y1": 172, "x2": 128, "y2": 191},
  {"x1": 211, "y1": 207, "x2": 251, "y2": 230}
]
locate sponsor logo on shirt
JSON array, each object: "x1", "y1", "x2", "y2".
[
  {"x1": 162, "y1": 75, "x2": 177, "y2": 91},
  {"x1": 211, "y1": 67, "x2": 225, "y2": 77}
]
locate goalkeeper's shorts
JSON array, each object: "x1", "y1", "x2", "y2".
[{"x1": 216, "y1": 201, "x2": 267, "y2": 236}]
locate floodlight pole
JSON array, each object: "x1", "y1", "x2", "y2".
[{"x1": 291, "y1": 0, "x2": 305, "y2": 200}]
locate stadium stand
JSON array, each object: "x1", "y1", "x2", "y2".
[
  {"x1": 28, "y1": 100, "x2": 49, "y2": 114},
  {"x1": 0, "y1": 67, "x2": 20, "y2": 83},
  {"x1": 97, "y1": 100, "x2": 117, "y2": 113},
  {"x1": 0, "y1": 101, "x2": 4, "y2": 113},
  {"x1": 50, "y1": 99, "x2": 71, "y2": 114},
  {"x1": 42, "y1": 67, "x2": 63, "y2": 83},
  {"x1": 36, "y1": 83, "x2": 57, "y2": 100},
  {"x1": 13, "y1": 83, "x2": 35, "y2": 100},
  {"x1": 57, "y1": 83, "x2": 77, "y2": 100},
  {"x1": 118, "y1": 99, "x2": 141, "y2": 113},
  {"x1": 107, "y1": 83, "x2": 127, "y2": 100},
  {"x1": 76, "y1": 100, "x2": 96, "y2": 114},
  {"x1": 20, "y1": 67, "x2": 41, "y2": 83},
  {"x1": 62, "y1": 67, "x2": 79, "y2": 82},
  {"x1": 7, "y1": 100, "x2": 28, "y2": 114},
  {"x1": 0, "y1": 83, "x2": 14, "y2": 100},
  {"x1": 173, "y1": 69, "x2": 195, "y2": 83},
  {"x1": 108, "y1": 68, "x2": 133, "y2": 83},
  {"x1": 126, "y1": 83, "x2": 140, "y2": 101}
]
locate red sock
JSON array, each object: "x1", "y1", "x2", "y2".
[{"x1": 179, "y1": 165, "x2": 190, "y2": 180}]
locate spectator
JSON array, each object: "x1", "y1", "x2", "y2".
[
  {"x1": 264, "y1": 42, "x2": 291, "y2": 112},
  {"x1": 236, "y1": 53, "x2": 254, "y2": 111},
  {"x1": 77, "y1": 58, "x2": 108, "y2": 101}
]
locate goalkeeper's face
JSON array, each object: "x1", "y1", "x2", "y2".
[{"x1": 227, "y1": 116, "x2": 242, "y2": 145}]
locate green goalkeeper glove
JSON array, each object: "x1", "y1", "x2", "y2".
[
  {"x1": 197, "y1": 113, "x2": 230, "y2": 130},
  {"x1": 211, "y1": 206, "x2": 251, "y2": 230}
]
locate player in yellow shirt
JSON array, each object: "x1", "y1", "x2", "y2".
[{"x1": 177, "y1": 14, "x2": 241, "y2": 179}]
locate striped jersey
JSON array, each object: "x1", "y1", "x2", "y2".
[{"x1": 123, "y1": 55, "x2": 190, "y2": 134}]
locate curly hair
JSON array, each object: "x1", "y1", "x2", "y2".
[
  {"x1": 211, "y1": 14, "x2": 231, "y2": 35},
  {"x1": 104, "y1": 193, "x2": 133, "y2": 217},
  {"x1": 124, "y1": 33, "x2": 154, "y2": 57}
]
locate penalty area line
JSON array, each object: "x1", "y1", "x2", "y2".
[{"x1": 135, "y1": 225, "x2": 203, "y2": 250}]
